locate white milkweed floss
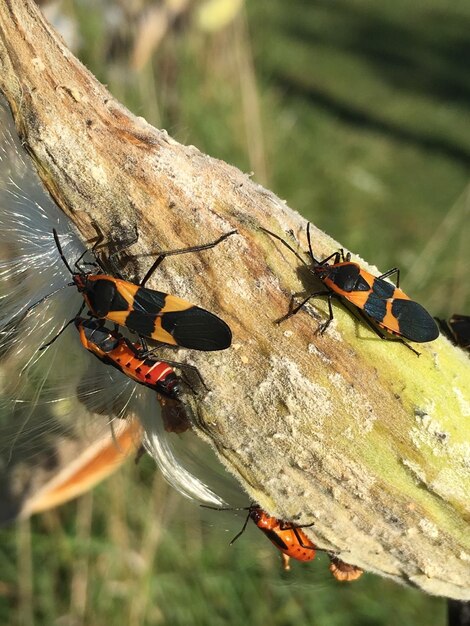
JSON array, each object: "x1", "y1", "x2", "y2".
[{"x1": 0, "y1": 97, "x2": 227, "y2": 523}]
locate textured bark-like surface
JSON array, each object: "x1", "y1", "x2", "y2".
[{"x1": 0, "y1": 0, "x2": 469, "y2": 599}]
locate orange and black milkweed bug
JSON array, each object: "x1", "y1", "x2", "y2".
[
  {"x1": 29, "y1": 227, "x2": 236, "y2": 352},
  {"x1": 261, "y1": 223, "x2": 439, "y2": 354}
]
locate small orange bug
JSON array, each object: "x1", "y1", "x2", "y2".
[
  {"x1": 205, "y1": 504, "x2": 363, "y2": 581},
  {"x1": 238, "y1": 505, "x2": 317, "y2": 562},
  {"x1": 205, "y1": 504, "x2": 320, "y2": 562}
]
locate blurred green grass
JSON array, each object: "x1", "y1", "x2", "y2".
[
  {"x1": 0, "y1": 467, "x2": 448, "y2": 626},
  {"x1": 1, "y1": 0, "x2": 469, "y2": 624}
]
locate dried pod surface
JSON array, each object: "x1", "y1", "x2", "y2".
[{"x1": 0, "y1": 0, "x2": 469, "y2": 599}]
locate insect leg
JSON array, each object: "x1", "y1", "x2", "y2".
[
  {"x1": 377, "y1": 267, "x2": 400, "y2": 287},
  {"x1": 291, "y1": 527, "x2": 332, "y2": 554},
  {"x1": 291, "y1": 527, "x2": 317, "y2": 552},
  {"x1": 352, "y1": 306, "x2": 420, "y2": 356},
  {"x1": 140, "y1": 230, "x2": 237, "y2": 287},
  {"x1": 107, "y1": 226, "x2": 139, "y2": 277},
  {"x1": 159, "y1": 360, "x2": 208, "y2": 392},
  {"x1": 277, "y1": 290, "x2": 333, "y2": 324}
]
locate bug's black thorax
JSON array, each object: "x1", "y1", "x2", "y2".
[
  {"x1": 77, "y1": 276, "x2": 129, "y2": 317},
  {"x1": 315, "y1": 263, "x2": 370, "y2": 293},
  {"x1": 72, "y1": 273, "x2": 88, "y2": 292}
]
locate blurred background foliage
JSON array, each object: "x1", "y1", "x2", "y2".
[{"x1": 1, "y1": 0, "x2": 468, "y2": 623}]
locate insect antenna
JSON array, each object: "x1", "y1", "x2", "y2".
[
  {"x1": 39, "y1": 302, "x2": 86, "y2": 350},
  {"x1": 20, "y1": 230, "x2": 87, "y2": 318},
  {"x1": 260, "y1": 226, "x2": 309, "y2": 267},
  {"x1": 229, "y1": 509, "x2": 253, "y2": 545},
  {"x1": 201, "y1": 504, "x2": 254, "y2": 545},
  {"x1": 21, "y1": 283, "x2": 75, "y2": 319},
  {"x1": 52, "y1": 228, "x2": 75, "y2": 275},
  {"x1": 306, "y1": 222, "x2": 322, "y2": 264}
]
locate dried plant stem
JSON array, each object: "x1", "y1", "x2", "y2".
[{"x1": 0, "y1": 0, "x2": 469, "y2": 600}]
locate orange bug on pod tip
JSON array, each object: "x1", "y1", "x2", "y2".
[{"x1": 204, "y1": 504, "x2": 363, "y2": 582}]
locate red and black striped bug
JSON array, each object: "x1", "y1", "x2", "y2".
[
  {"x1": 75, "y1": 318, "x2": 196, "y2": 433},
  {"x1": 75, "y1": 317, "x2": 184, "y2": 399},
  {"x1": 261, "y1": 224, "x2": 439, "y2": 355},
  {"x1": 30, "y1": 227, "x2": 236, "y2": 352},
  {"x1": 436, "y1": 314, "x2": 470, "y2": 351}
]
